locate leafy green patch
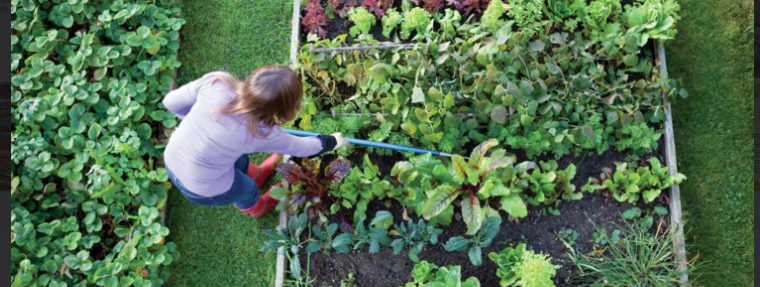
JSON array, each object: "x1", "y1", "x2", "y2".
[{"x1": 11, "y1": 0, "x2": 185, "y2": 286}]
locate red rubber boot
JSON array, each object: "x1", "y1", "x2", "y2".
[
  {"x1": 236, "y1": 183, "x2": 283, "y2": 218},
  {"x1": 246, "y1": 154, "x2": 281, "y2": 187}
]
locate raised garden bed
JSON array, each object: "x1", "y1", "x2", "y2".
[{"x1": 272, "y1": 0, "x2": 690, "y2": 286}]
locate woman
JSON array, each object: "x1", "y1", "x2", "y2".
[{"x1": 162, "y1": 65, "x2": 349, "y2": 218}]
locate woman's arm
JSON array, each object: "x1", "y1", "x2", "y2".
[
  {"x1": 258, "y1": 127, "x2": 340, "y2": 158},
  {"x1": 162, "y1": 72, "x2": 223, "y2": 120}
]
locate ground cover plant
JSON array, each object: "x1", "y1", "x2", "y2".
[
  {"x1": 261, "y1": 0, "x2": 699, "y2": 285},
  {"x1": 11, "y1": 0, "x2": 185, "y2": 286}
]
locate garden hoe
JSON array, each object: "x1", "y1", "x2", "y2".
[{"x1": 283, "y1": 128, "x2": 470, "y2": 160}]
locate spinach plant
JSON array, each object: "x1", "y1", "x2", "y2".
[
  {"x1": 444, "y1": 216, "x2": 502, "y2": 266},
  {"x1": 582, "y1": 158, "x2": 686, "y2": 204}
]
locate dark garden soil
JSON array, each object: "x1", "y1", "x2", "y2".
[
  {"x1": 302, "y1": 194, "x2": 670, "y2": 287},
  {"x1": 299, "y1": 141, "x2": 669, "y2": 287}
]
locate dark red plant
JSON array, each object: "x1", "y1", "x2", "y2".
[
  {"x1": 412, "y1": 0, "x2": 445, "y2": 14},
  {"x1": 277, "y1": 157, "x2": 352, "y2": 219},
  {"x1": 303, "y1": 0, "x2": 330, "y2": 38},
  {"x1": 448, "y1": 0, "x2": 490, "y2": 15},
  {"x1": 362, "y1": 0, "x2": 393, "y2": 18}
]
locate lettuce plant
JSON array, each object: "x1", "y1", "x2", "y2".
[
  {"x1": 362, "y1": 0, "x2": 394, "y2": 18},
  {"x1": 411, "y1": 0, "x2": 445, "y2": 14},
  {"x1": 348, "y1": 6, "x2": 377, "y2": 38},
  {"x1": 303, "y1": 0, "x2": 330, "y2": 38},
  {"x1": 489, "y1": 243, "x2": 560, "y2": 287},
  {"x1": 622, "y1": 0, "x2": 680, "y2": 47},
  {"x1": 401, "y1": 7, "x2": 433, "y2": 39},
  {"x1": 481, "y1": 0, "x2": 507, "y2": 29},
  {"x1": 382, "y1": 8, "x2": 404, "y2": 37}
]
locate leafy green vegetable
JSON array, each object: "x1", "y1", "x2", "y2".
[
  {"x1": 390, "y1": 219, "x2": 443, "y2": 262},
  {"x1": 401, "y1": 7, "x2": 432, "y2": 39},
  {"x1": 382, "y1": 8, "x2": 404, "y2": 38},
  {"x1": 444, "y1": 216, "x2": 502, "y2": 266},
  {"x1": 489, "y1": 243, "x2": 560, "y2": 287},
  {"x1": 349, "y1": 7, "x2": 377, "y2": 38},
  {"x1": 583, "y1": 158, "x2": 686, "y2": 204},
  {"x1": 261, "y1": 214, "x2": 309, "y2": 280},
  {"x1": 403, "y1": 261, "x2": 481, "y2": 287},
  {"x1": 482, "y1": 0, "x2": 507, "y2": 29}
]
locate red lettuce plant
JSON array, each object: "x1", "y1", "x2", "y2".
[
  {"x1": 274, "y1": 157, "x2": 352, "y2": 220},
  {"x1": 303, "y1": 0, "x2": 330, "y2": 37},
  {"x1": 362, "y1": 0, "x2": 394, "y2": 18},
  {"x1": 448, "y1": 0, "x2": 490, "y2": 15},
  {"x1": 412, "y1": 0, "x2": 445, "y2": 14}
]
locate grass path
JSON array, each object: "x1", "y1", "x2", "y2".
[
  {"x1": 165, "y1": 0, "x2": 293, "y2": 286},
  {"x1": 667, "y1": 0, "x2": 754, "y2": 285}
]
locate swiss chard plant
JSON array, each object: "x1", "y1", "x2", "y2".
[
  {"x1": 443, "y1": 216, "x2": 502, "y2": 266},
  {"x1": 273, "y1": 157, "x2": 352, "y2": 220},
  {"x1": 582, "y1": 158, "x2": 686, "y2": 204},
  {"x1": 390, "y1": 219, "x2": 443, "y2": 263},
  {"x1": 392, "y1": 140, "x2": 530, "y2": 235}
]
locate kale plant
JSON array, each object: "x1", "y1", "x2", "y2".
[
  {"x1": 391, "y1": 219, "x2": 443, "y2": 262},
  {"x1": 444, "y1": 216, "x2": 502, "y2": 266}
]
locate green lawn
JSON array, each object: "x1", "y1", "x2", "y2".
[
  {"x1": 164, "y1": 0, "x2": 293, "y2": 286},
  {"x1": 165, "y1": 0, "x2": 755, "y2": 286},
  {"x1": 667, "y1": 0, "x2": 754, "y2": 285}
]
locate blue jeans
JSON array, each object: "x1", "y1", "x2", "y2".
[{"x1": 166, "y1": 155, "x2": 260, "y2": 209}]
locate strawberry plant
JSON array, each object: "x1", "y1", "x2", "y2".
[{"x1": 12, "y1": 0, "x2": 184, "y2": 286}]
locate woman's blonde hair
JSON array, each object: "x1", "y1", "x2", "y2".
[{"x1": 212, "y1": 65, "x2": 303, "y2": 138}]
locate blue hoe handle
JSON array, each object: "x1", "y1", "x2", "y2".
[{"x1": 283, "y1": 128, "x2": 461, "y2": 158}]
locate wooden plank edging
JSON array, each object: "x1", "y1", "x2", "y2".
[
  {"x1": 275, "y1": 0, "x2": 302, "y2": 286},
  {"x1": 656, "y1": 43, "x2": 689, "y2": 286}
]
